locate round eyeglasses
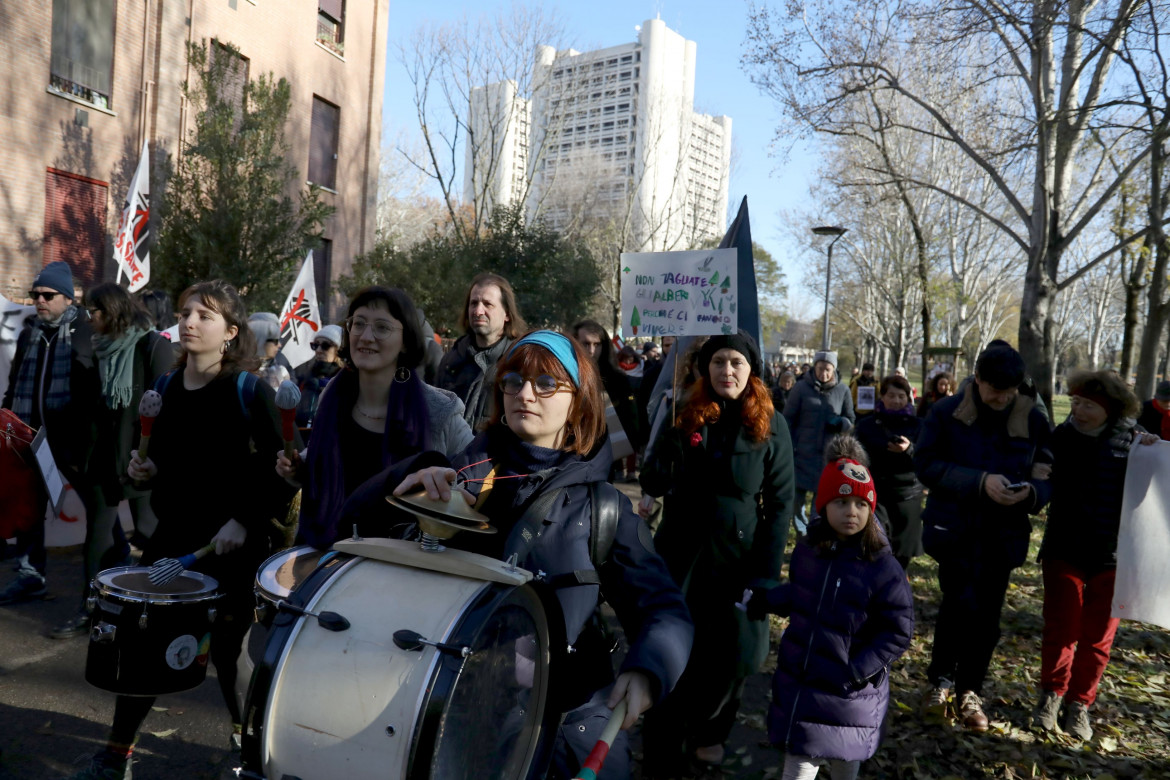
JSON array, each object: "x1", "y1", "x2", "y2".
[
  {"x1": 345, "y1": 316, "x2": 402, "y2": 341},
  {"x1": 498, "y1": 372, "x2": 574, "y2": 397}
]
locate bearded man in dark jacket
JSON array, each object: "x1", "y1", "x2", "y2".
[
  {"x1": 914, "y1": 344, "x2": 1052, "y2": 731},
  {"x1": 435, "y1": 273, "x2": 527, "y2": 431}
]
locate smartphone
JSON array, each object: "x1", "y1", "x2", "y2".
[{"x1": 1005, "y1": 481, "x2": 1029, "y2": 491}]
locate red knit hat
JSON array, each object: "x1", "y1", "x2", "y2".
[{"x1": 816, "y1": 458, "x2": 878, "y2": 516}]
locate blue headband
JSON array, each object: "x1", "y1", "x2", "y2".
[{"x1": 507, "y1": 331, "x2": 580, "y2": 386}]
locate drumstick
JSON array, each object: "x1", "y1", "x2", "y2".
[
  {"x1": 572, "y1": 700, "x2": 628, "y2": 780},
  {"x1": 275, "y1": 381, "x2": 301, "y2": 461},
  {"x1": 137, "y1": 390, "x2": 163, "y2": 461},
  {"x1": 148, "y1": 544, "x2": 215, "y2": 586}
]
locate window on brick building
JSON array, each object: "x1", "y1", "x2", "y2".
[
  {"x1": 314, "y1": 239, "x2": 333, "y2": 322},
  {"x1": 309, "y1": 97, "x2": 340, "y2": 190},
  {"x1": 44, "y1": 169, "x2": 108, "y2": 288},
  {"x1": 50, "y1": 0, "x2": 115, "y2": 109},
  {"x1": 317, "y1": 0, "x2": 345, "y2": 54},
  {"x1": 211, "y1": 42, "x2": 249, "y2": 126}
]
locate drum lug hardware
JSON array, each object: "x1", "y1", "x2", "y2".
[
  {"x1": 85, "y1": 594, "x2": 97, "y2": 614},
  {"x1": 393, "y1": 629, "x2": 473, "y2": 658},
  {"x1": 505, "y1": 553, "x2": 519, "y2": 572},
  {"x1": 385, "y1": 724, "x2": 396, "y2": 737},
  {"x1": 139, "y1": 605, "x2": 149, "y2": 630},
  {"x1": 275, "y1": 599, "x2": 350, "y2": 632},
  {"x1": 566, "y1": 644, "x2": 577, "y2": 654},
  {"x1": 208, "y1": 606, "x2": 218, "y2": 623},
  {"x1": 352, "y1": 523, "x2": 363, "y2": 541},
  {"x1": 91, "y1": 622, "x2": 117, "y2": 644}
]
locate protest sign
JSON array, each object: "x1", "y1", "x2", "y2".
[
  {"x1": 620, "y1": 249, "x2": 738, "y2": 338},
  {"x1": 1113, "y1": 441, "x2": 1170, "y2": 629}
]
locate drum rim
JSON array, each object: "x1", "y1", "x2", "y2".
[
  {"x1": 406, "y1": 582, "x2": 564, "y2": 780},
  {"x1": 254, "y1": 544, "x2": 331, "y2": 602},
  {"x1": 93, "y1": 566, "x2": 219, "y2": 603}
]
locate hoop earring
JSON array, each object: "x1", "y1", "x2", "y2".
[
  {"x1": 394, "y1": 366, "x2": 411, "y2": 383},
  {"x1": 221, "y1": 340, "x2": 230, "y2": 355}
]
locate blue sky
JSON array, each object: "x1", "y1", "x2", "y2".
[{"x1": 382, "y1": 0, "x2": 820, "y2": 307}]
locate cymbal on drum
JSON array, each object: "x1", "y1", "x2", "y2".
[{"x1": 385, "y1": 490, "x2": 495, "y2": 540}]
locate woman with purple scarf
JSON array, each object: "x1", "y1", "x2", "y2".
[
  {"x1": 853, "y1": 374, "x2": 924, "y2": 569},
  {"x1": 276, "y1": 286, "x2": 473, "y2": 549}
]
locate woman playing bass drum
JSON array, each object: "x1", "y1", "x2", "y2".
[{"x1": 345, "y1": 330, "x2": 693, "y2": 780}]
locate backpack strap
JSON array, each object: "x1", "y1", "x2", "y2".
[
  {"x1": 236, "y1": 370, "x2": 259, "y2": 424},
  {"x1": 544, "y1": 482, "x2": 623, "y2": 591},
  {"x1": 589, "y1": 481, "x2": 621, "y2": 569},
  {"x1": 153, "y1": 369, "x2": 178, "y2": 396}
]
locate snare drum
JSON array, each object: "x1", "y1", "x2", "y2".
[
  {"x1": 86, "y1": 566, "x2": 220, "y2": 696},
  {"x1": 253, "y1": 545, "x2": 335, "y2": 627},
  {"x1": 240, "y1": 538, "x2": 564, "y2": 780}
]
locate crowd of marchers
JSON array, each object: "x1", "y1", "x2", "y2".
[{"x1": 3, "y1": 259, "x2": 1164, "y2": 780}]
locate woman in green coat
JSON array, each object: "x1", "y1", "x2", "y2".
[{"x1": 637, "y1": 331, "x2": 795, "y2": 776}]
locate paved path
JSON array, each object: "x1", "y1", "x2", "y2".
[{"x1": 0, "y1": 546, "x2": 239, "y2": 780}]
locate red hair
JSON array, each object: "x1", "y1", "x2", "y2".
[
  {"x1": 487, "y1": 333, "x2": 606, "y2": 455},
  {"x1": 676, "y1": 374, "x2": 775, "y2": 443}
]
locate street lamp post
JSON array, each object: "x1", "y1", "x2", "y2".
[{"x1": 811, "y1": 225, "x2": 847, "y2": 351}]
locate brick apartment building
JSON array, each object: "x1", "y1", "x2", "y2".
[{"x1": 0, "y1": 0, "x2": 388, "y2": 318}]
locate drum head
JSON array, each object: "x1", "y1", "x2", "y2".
[
  {"x1": 96, "y1": 566, "x2": 217, "y2": 599},
  {"x1": 256, "y1": 546, "x2": 332, "y2": 602},
  {"x1": 415, "y1": 584, "x2": 564, "y2": 780}
]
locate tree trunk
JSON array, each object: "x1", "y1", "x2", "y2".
[
  {"x1": 1118, "y1": 265, "x2": 1144, "y2": 381},
  {"x1": 1018, "y1": 254, "x2": 1057, "y2": 411}
]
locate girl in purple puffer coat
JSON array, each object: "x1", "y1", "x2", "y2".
[{"x1": 742, "y1": 457, "x2": 914, "y2": 779}]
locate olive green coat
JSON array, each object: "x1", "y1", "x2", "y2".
[{"x1": 640, "y1": 410, "x2": 795, "y2": 677}]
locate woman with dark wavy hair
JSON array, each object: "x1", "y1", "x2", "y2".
[
  {"x1": 277, "y1": 285, "x2": 473, "y2": 549},
  {"x1": 637, "y1": 331, "x2": 796, "y2": 776}
]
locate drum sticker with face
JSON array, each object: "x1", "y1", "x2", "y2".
[
  {"x1": 166, "y1": 635, "x2": 200, "y2": 670},
  {"x1": 196, "y1": 633, "x2": 211, "y2": 667}
]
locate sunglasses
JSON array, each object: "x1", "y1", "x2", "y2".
[
  {"x1": 310, "y1": 341, "x2": 335, "y2": 350},
  {"x1": 498, "y1": 372, "x2": 574, "y2": 397},
  {"x1": 29, "y1": 290, "x2": 64, "y2": 301}
]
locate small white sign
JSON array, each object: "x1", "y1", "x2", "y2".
[{"x1": 857, "y1": 386, "x2": 876, "y2": 411}]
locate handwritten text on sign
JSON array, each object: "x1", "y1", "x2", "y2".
[{"x1": 620, "y1": 249, "x2": 738, "y2": 338}]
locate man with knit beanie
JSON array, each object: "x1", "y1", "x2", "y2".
[
  {"x1": 914, "y1": 343, "x2": 1052, "y2": 731},
  {"x1": 1, "y1": 262, "x2": 101, "y2": 606}
]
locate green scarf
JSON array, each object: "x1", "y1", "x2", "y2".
[{"x1": 94, "y1": 327, "x2": 149, "y2": 410}]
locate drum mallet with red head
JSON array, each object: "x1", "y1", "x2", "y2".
[
  {"x1": 137, "y1": 390, "x2": 162, "y2": 460},
  {"x1": 275, "y1": 380, "x2": 301, "y2": 461},
  {"x1": 572, "y1": 700, "x2": 628, "y2": 780}
]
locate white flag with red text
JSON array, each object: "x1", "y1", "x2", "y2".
[
  {"x1": 114, "y1": 141, "x2": 151, "y2": 292},
  {"x1": 277, "y1": 251, "x2": 321, "y2": 369}
]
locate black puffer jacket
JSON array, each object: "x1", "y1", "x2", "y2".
[
  {"x1": 1040, "y1": 418, "x2": 1138, "y2": 573},
  {"x1": 914, "y1": 384, "x2": 1052, "y2": 568}
]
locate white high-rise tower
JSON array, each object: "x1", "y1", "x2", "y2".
[{"x1": 464, "y1": 18, "x2": 732, "y2": 250}]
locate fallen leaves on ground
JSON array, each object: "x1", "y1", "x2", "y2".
[{"x1": 713, "y1": 520, "x2": 1170, "y2": 780}]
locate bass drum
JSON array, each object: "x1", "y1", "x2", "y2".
[{"x1": 240, "y1": 538, "x2": 564, "y2": 780}]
